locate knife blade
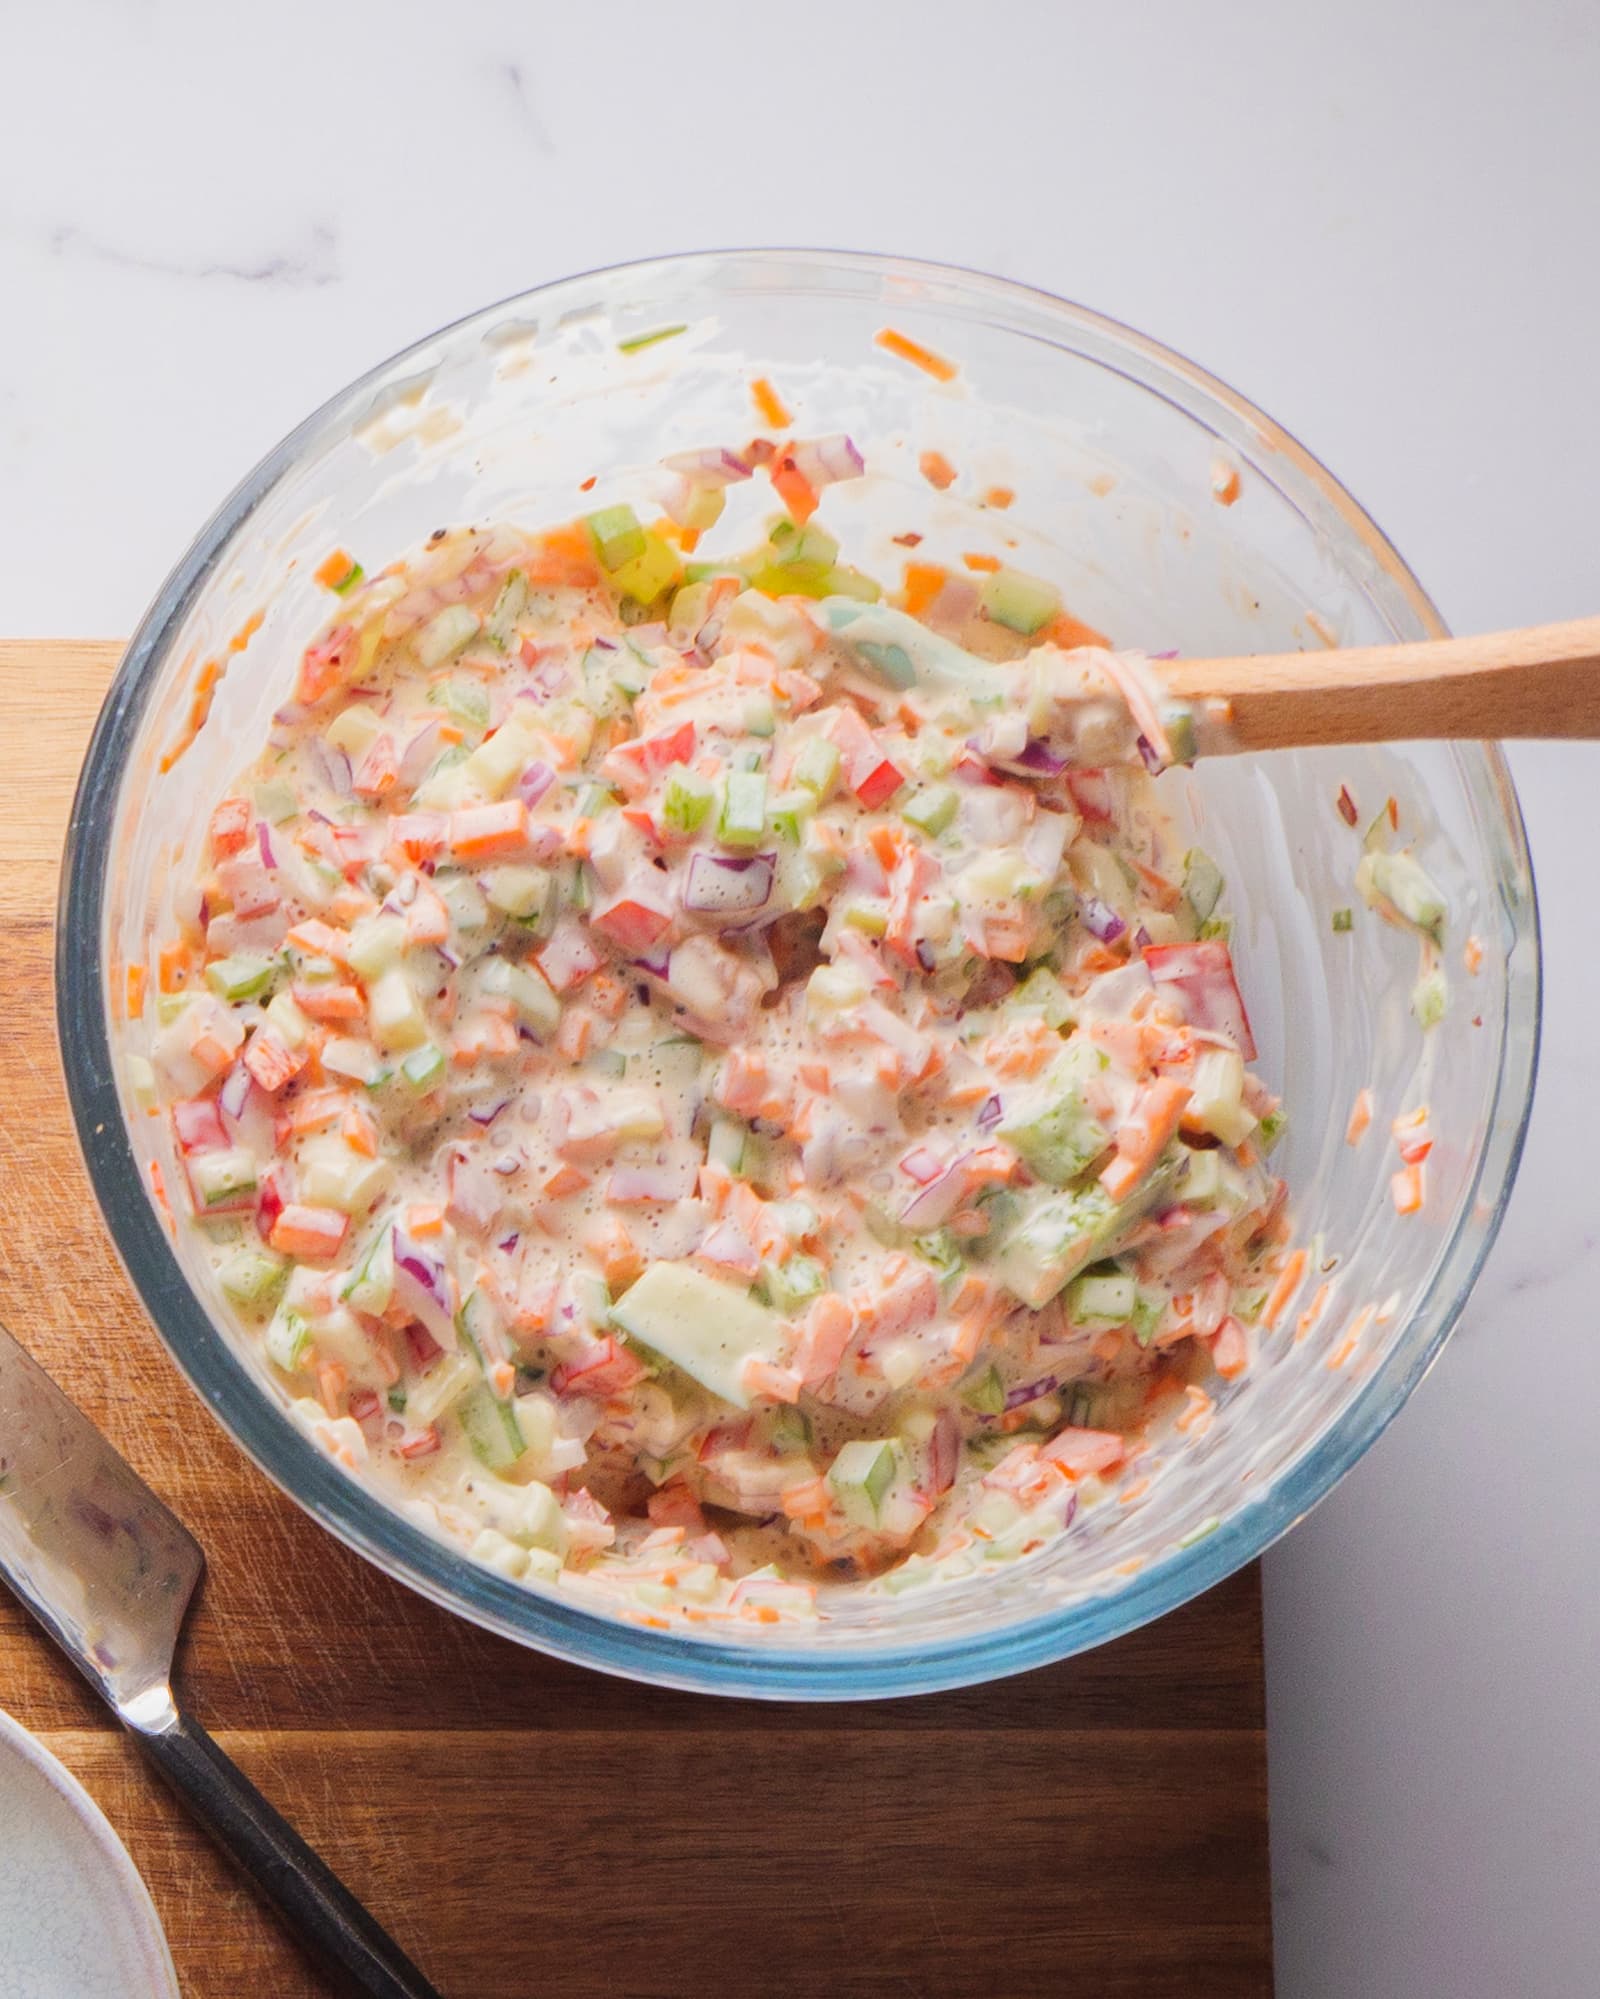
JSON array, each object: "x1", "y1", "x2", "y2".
[{"x1": 0, "y1": 1321, "x2": 442, "y2": 1998}]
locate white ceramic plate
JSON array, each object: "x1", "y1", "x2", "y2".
[{"x1": 0, "y1": 1708, "x2": 179, "y2": 1999}]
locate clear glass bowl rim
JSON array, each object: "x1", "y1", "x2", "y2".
[{"x1": 56, "y1": 247, "x2": 1542, "y2": 1700}]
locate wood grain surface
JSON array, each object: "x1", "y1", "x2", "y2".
[{"x1": 0, "y1": 640, "x2": 1272, "y2": 1999}]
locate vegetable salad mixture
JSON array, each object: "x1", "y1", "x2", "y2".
[{"x1": 138, "y1": 434, "x2": 1294, "y2": 1628}]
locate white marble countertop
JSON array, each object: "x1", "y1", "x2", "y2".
[{"x1": 4, "y1": 4, "x2": 1596, "y2": 1990}]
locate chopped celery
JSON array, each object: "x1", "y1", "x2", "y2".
[
  {"x1": 717, "y1": 770, "x2": 767, "y2": 848},
  {"x1": 791, "y1": 737, "x2": 840, "y2": 800},
  {"x1": 980, "y1": 567, "x2": 1061, "y2": 635},
  {"x1": 1161, "y1": 704, "x2": 1198, "y2": 765},
  {"x1": 827, "y1": 1440, "x2": 899, "y2": 1525},
  {"x1": 427, "y1": 675, "x2": 490, "y2": 733},
  {"x1": 1256, "y1": 1107, "x2": 1287, "y2": 1154},
  {"x1": 204, "y1": 953, "x2": 278, "y2": 1003},
  {"x1": 368, "y1": 967, "x2": 428, "y2": 1051},
  {"x1": 706, "y1": 1118, "x2": 748, "y2": 1176},
  {"x1": 1009, "y1": 966, "x2": 1075, "y2": 1030},
  {"x1": 1411, "y1": 966, "x2": 1449, "y2": 1029},
  {"x1": 1331, "y1": 907, "x2": 1354, "y2": 933},
  {"x1": 1180, "y1": 1146, "x2": 1224, "y2": 1207},
  {"x1": 483, "y1": 865, "x2": 551, "y2": 921},
  {"x1": 762, "y1": 1256, "x2": 825, "y2": 1313},
  {"x1": 415, "y1": 604, "x2": 480, "y2": 670},
  {"x1": 841, "y1": 898, "x2": 888, "y2": 937},
  {"x1": 343, "y1": 1224, "x2": 395, "y2": 1316},
  {"x1": 997, "y1": 1043, "x2": 1107, "y2": 1184},
  {"x1": 821, "y1": 565, "x2": 882, "y2": 603},
  {"x1": 264, "y1": 1306, "x2": 310, "y2": 1374},
  {"x1": 662, "y1": 767, "x2": 714, "y2": 835},
  {"x1": 1358, "y1": 849, "x2": 1447, "y2": 939},
  {"x1": 902, "y1": 785, "x2": 958, "y2": 836},
  {"x1": 914, "y1": 1230, "x2": 964, "y2": 1286},
  {"x1": 1130, "y1": 1290, "x2": 1165, "y2": 1348},
  {"x1": 585, "y1": 504, "x2": 646, "y2": 573},
  {"x1": 457, "y1": 1386, "x2": 527, "y2": 1471},
  {"x1": 479, "y1": 957, "x2": 561, "y2": 1037},
  {"x1": 400, "y1": 1044, "x2": 446, "y2": 1092}
]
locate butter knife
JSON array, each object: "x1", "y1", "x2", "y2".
[{"x1": 0, "y1": 1320, "x2": 442, "y2": 1998}]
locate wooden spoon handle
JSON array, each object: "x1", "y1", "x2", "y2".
[{"x1": 1161, "y1": 614, "x2": 1600, "y2": 754}]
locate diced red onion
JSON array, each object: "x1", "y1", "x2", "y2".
[
  {"x1": 662, "y1": 446, "x2": 754, "y2": 486},
  {"x1": 256, "y1": 820, "x2": 276, "y2": 869},
  {"x1": 517, "y1": 760, "x2": 555, "y2": 807},
  {"x1": 1005, "y1": 1374, "x2": 1059, "y2": 1412},
  {"x1": 398, "y1": 722, "x2": 443, "y2": 790},
  {"x1": 977, "y1": 1094, "x2": 1004, "y2": 1130},
  {"x1": 304, "y1": 737, "x2": 351, "y2": 798},
  {"x1": 1151, "y1": 648, "x2": 1180, "y2": 661},
  {"x1": 391, "y1": 1227, "x2": 458, "y2": 1346},
  {"x1": 1016, "y1": 737, "x2": 1068, "y2": 774},
  {"x1": 899, "y1": 1152, "x2": 974, "y2": 1231},
  {"x1": 898, "y1": 1146, "x2": 945, "y2": 1185},
  {"x1": 915, "y1": 939, "x2": 937, "y2": 973},
  {"x1": 467, "y1": 1099, "x2": 509, "y2": 1127},
  {"x1": 630, "y1": 948, "x2": 672, "y2": 980},
  {"x1": 490, "y1": 1154, "x2": 521, "y2": 1177},
  {"x1": 1080, "y1": 896, "x2": 1127, "y2": 942},
  {"x1": 1136, "y1": 733, "x2": 1163, "y2": 775},
  {"x1": 789, "y1": 434, "x2": 865, "y2": 489},
  {"x1": 683, "y1": 852, "x2": 775, "y2": 915}
]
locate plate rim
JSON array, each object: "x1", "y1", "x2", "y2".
[{"x1": 0, "y1": 1706, "x2": 181, "y2": 1999}]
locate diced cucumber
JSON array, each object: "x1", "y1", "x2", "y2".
[
  {"x1": 585, "y1": 504, "x2": 646, "y2": 573},
  {"x1": 1066, "y1": 1267, "x2": 1137, "y2": 1328},
  {"x1": 743, "y1": 691, "x2": 776, "y2": 738},
  {"x1": 761, "y1": 1256, "x2": 825, "y2": 1313},
  {"x1": 191, "y1": 1147, "x2": 259, "y2": 1211},
  {"x1": 962, "y1": 1365, "x2": 1006, "y2": 1416},
  {"x1": 706, "y1": 1118, "x2": 748, "y2": 1176},
  {"x1": 456, "y1": 1384, "x2": 527, "y2": 1470},
  {"x1": 827, "y1": 1440, "x2": 900, "y2": 1526},
  {"x1": 1180, "y1": 1146, "x2": 1224, "y2": 1207},
  {"x1": 1358, "y1": 849, "x2": 1447, "y2": 938},
  {"x1": 768, "y1": 789, "x2": 816, "y2": 844},
  {"x1": 400, "y1": 1044, "x2": 446, "y2": 1092},
  {"x1": 342, "y1": 1224, "x2": 395, "y2": 1316},
  {"x1": 1257, "y1": 1107, "x2": 1287, "y2": 1154},
  {"x1": 264, "y1": 1305, "x2": 310, "y2": 1374},
  {"x1": 483, "y1": 865, "x2": 550, "y2": 921},
  {"x1": 791, "y1": 737, "x2": 841, "y2": 800},
  {"x1": 662, "y1": 766, "x2": 714, "y2": 834},
  {"x1": 997, "y1": 1043, "x2": 1108, "y2": 1185},
  {"x1": 205, "y1": 953, "x2": 278, "y2": 1003},
  {"x1": 408, "y1": 1353, "x2": 477, "y2": 1425},
  {"x1": 479, "y1": 957, "x2": 560, "y2": 1037},
  {"x1": 902, "y1": 785, "x2": 958, "y2": 836},
  {"x1": 368, "y1": 968, "x2": 429, "y2": 1053},
  {"x1": 428, "y1": 675, "x2": 491, "y2": 734},
  {"x1": 1130, "y1": 1290, "x2": 1165, "y2": 1348},
  {"x1": 1411, "y1": 965, "x2": 1449, "y2": 1028},
  {"x1": 769, "y1": 1404, "x2": 813, "y2": 1451},
  {"x1": 717, "y1": 770, "x2": 768, "y2": 849},
  {"x1": 608, "y1": 1261, "x2": 785, "y2": 1408},
  {"x1": 980, "y1": 567, "x2": 1061, "y2": 636},
  {"x1": 298, "y1": 1138, "x2": 391, "y2": 1216},
  {"x1": 1186, "y1": 1046, "x2": 1256, "y2": 1148},
  {"x1": 326, "y1": 703, "x2": 386, "y2": 762},
  {"x1": 841, "y1": 898, "x2": 888, "y2": 937},
  {"x1": 1182, "y1": 849, "x2": 1225, "y2": 925},
  {"x1": 253, "y1": 778, "x2": 299, "y2": 825},
  {"x1": 219, "y1": 1246, "x2": 288, "y2": 1309},
  {"x1": 608, "y1": 531, "x2": 682, "y2": 607},
  {"x1": 342, "y1": 915, "x2": 403, "y2": 982},
  {"x1": 483, "y1": 569, "x2": 529, "y2": 651},
  {"x1": 994, "y1": 1152, "x2": 1181, "y2": 1308},
  {"x1": 265, "y1": 991, "x2": 312, "y2": 1049},
  {"x1": 1009, "y1": 966, "x2": 1075, "y2": 1030},
  {"x1": 415, "y1": 605, "x2": 481, "y2": 671}
]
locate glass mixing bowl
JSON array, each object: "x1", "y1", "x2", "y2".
[{"x1": 57, "y1": 251, "x2": 1539, "y2": 1698}]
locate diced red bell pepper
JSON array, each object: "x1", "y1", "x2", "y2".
[
  {"x1": 172, "y1": 1096, "x2": 227, "y2": 1153},
  {"x1": 551, "y1": 1333, "x2": 646, "y2": 1400},
  {"x1": 589, "y1": 894, "x2": 672, "y2": 954},
  {"x1": 853, "y1": 756, "x2": 906, "y2": 811},
  {"x1": 208, "y1": 797, "x2": 252, "y2": 859},
  {"x1": 1143, "y1": 941, "x2": 1257, "y2": 1059},
  {"x1": 295, "y1": 624, "x2": 355, "y2": 705}
]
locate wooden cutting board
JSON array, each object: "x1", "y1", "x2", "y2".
[{"x1": 0, "y1": 640, "x2": 1272, "y2": 1999}]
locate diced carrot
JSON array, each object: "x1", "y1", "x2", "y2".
[
  {"x1": 525, "y1": 522, "x2": 601, "y2": 589},
  {"x1": 1042, "y1": 609, "x2": 1112, "y2": 651},
  {"x1": 874, "y1": 326, "x2": 958, "y2": 382},
  {"x1": 587, "y1": 1215, "x2": 643, "y2": 1291},
  {"x1": 1325, "y1": 1303, "x2": 1375, "y2": 1372},
  {"x1": 770, "y1": 451, "x2": 818, "y2": 525},
  {"x1": 1210, "y1": 462, "x2": 1242, "y2": 506},
  {"x1": 798, "y1": 1060, "x2": 830, "y2": 1093},
  {"x1": 289, "y1": 1089, "x2": 346, "y2": 1135},
  {"x1": 962, "y1": 551, "x2": 1001, "y2": 573},
  {"x1": 407, "y1": 1203, "x2": 445, "y2": 1237},
  {"x1": 555, "y1": 1010, "x2": 593, "y2": 1063},
  {"x1": 919, "y1": 450, "x2": 957, "y2": 491},
  {"x1": 125, "y1": 963, "x2": 148, "y2": 1020},
  {"x1": 984, "y1": 485, "x2": 1015, "y2": 509},
  {"x1": 158, "y1": 940, "x2": 193, "y2": 994},
  {"x1": 1176, "y1": 1385, "x2": 1215, "y2": 1435},
  {"x1": 342, "y1": 1105, "x2": 379, "y2": 1158},
  {"x1": 314, "y1": 548, "x2": 359, "y2": 590},
  {"x1": 781, "y1": 1476, "x2": 832, "y2": 1523},
  {"x1": 901, "y1": 561, "x2": 950, "y2": 619},
  {"x1": 291, "y1": 983, "x2": 365, "y2": 1022},
  {"x1": 208, "y1": 797, "x2": 252, "y2": 858},
  {"x1": 285, "y1": 918, "x2": 351, "y2": 962},
  {"x1": 715, "y1": 1048, "x2": 769, "y2": 1117},
  {"x1": 543, "y1": 1165, "x2": 590, "y2": 1199},
  {"x1": 243, "y1": 1029, "x2": 305, "y2": 1094},
  {"x1": 586, "y1": 973, "x2": 628, "y2": 1020},
  {"x1": 750, "y1": 376, "x2": 791, "y2": 429},
  {"x1": 352, "y1": 733, "x2": 399, "y2": 799},
  {"x1": 1262, "y1": 1248, "x2": 1308, "y2": 1331},
  {"x1": 270, "y1": 1204, "x2": 350, "y2": 1260},
  {"x1": 792, "y1": 1293, "x2": 854, "y2": 1386},
  {"x1": 450, "y1": 800, "x2": 529, "y2": 860},
  {"x1": 1345, "y1": 1087, "x2": 1374, "y2": 1146},
  {"x1": 1391, "y1": 1163, "x2": 1425, "y2": 1215}
]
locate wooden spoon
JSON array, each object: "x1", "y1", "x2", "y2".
[{"x1": 1162, "y1": 615, "x2": 1600, "y2": 754}]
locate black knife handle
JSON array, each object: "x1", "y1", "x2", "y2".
[{"x1": 137, "y1": 1706, "x2": 443, "y2": 1998}]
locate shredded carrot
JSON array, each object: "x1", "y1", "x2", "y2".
[
  {"x1": 918, "y1": 449, "x2": 957, "y2": 491},
  {"x1": 770, "y1": 451, "x2": 818, "y2": 525},
  {"x1": 1210, "y1": 460, "x2": 1242, "y2": 506},
  {"x1": 1326, "y1": 1304, "x2": 1376, "y2": 1372},
  {"x1": 1118, "y1": 1478, "x2": 1152, "y2": 1505},
  {"x1": 1175, "y1": 1385, "x2": 1215, "y2": 1434},
  {"x1": 962, "y1": 551, "x2": 1001, "y2": 573},
  {"x1": 125, "y1": 963, "x2": 148, "y2": 1021},
  {"x1": 159, "y1": 610, "x2": 263, "y2": 772},
  {"x1": 543, "y1": 1165, "x2": 590, "y2": 1199},
  {"x1": 874, "y1": 326, "x2": 958, "y2": 383},
  {"x1": 407, "y1": 1203, "x2": 445, "y2": 1237},
  {"x1": 1345, "y1": 1087, "x2": 1374, "y2": 1146},
  {"x1": 983, "y1": 485, "x2": 1015, "y2": 509},
  {"x1": 1463, "y1": 934, "x2": 1484, "y2": 976},
  {"x1": 1294, "y1": 1282, "x2": 1332, "y2": 1343},
  {"x1": 157, "y1": 940, "x2": 193, "y2": 994},
  {"x1": 750, "y1": 376, "x2": 791, "y2": 429},
  {"x1": 1042, "y1": 608, "x2": 1112, "y2": 651},
  {"x1": 1212, "y1": 1316, "x2": 1250, "y2": 1380},
  {"x1": 1262, "y1": 1248, "x2": 1308, "y2": 1331},
  {"x1": 147, "y1": 1159, "x2": 175, "y2": 1237}
]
